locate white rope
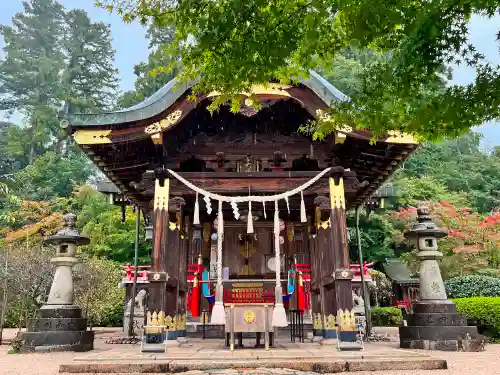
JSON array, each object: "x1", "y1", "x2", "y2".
[{"x1": 167, "y1": 168, "x2": 332, "y2": 202}]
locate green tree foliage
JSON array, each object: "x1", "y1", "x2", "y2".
[
  {"x1": 62, "y1": 9, "x2": 118, "y2": 114},
  {"x1": 73, "y1": 186, "x2": 151, "y2": 265},
  {"x1": 390, "y1": 174, "x2": 471, "y2": 209},
  {"x1": 0, "y1": 0, "x2": 65, "y2": 163},
  {"x1": 368, "y1": 270, "x2": 393, "y2": 307},
  {"x1": 117, "y1": 24, "x2": 177, "y2": 108},
  {"x1": 99, "y1": 0, "x2": 499, "y2": 139},
  {"x1": 400, "y1": 133, "x2": 500, "y2": 212},
  {"x1": 74, "y1": 255, "x2": 125, "y2": 327},
  {"x1": 347, "y1": 212, "x2": 397, "y2": 263},
  {"x1": 8, "y1": 151, "x2": 92, "y2": 201}
]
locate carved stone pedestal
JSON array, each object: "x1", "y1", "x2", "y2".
[
  {"x1": 400, "y1": 301, "x2": 483, "y2": 351},
  {"x1": 21, "y1": 306, "x2": 94, "y2": 352}
]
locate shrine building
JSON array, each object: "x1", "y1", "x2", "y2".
[{"x1": 68, "y1": 71, "x2": 418, "y2": 342}]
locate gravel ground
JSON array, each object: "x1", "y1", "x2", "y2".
[{"x1": 1, "y1": 330, "x2": 499, "y2": 375}]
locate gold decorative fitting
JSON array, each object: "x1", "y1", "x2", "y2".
[
  {"x1": 200, "y1": 311, "x2": 209, "y2": 323},
  {"x1": 153, "y1": 273, "x2": 160, "y2": 281},
  {"x1": 298, "y1": 271, "x2": 304, "y2": 287},
  {"x1": 169, "y1": 221, "x2": 180, "y2": 231},
  {"x1": 385, "y1": 131, "x2": 419, "y2": 144},
  {"x1": 325, "y1": 314, "x2": 337, "y2": 330},
  {"x1": 193, "y1": 273, "x2": 199, "y2": 287},
  {"x1": 337, "y1": 309, "x2": 356, "y2": 331},
  {"x1": 145, "y1": 109, "x2": 183, "y2": 134},
  {"x1": 335, "y1": 132, "x2": 347, "y2": 144},
  {"x1": 151, "y1": 133, "x2": 162, "y2": 145},
  {"x1": 153, "y1": 179, "x2": 170, "y2": 211},
  {"x1": 73, "y1": 129, "x2": 112, "y2": 145},
  {"x1": 145, "y1": 311, "x2": 162, "y2": 333},
  {"x1": 243, "y1": 310, "x2": 256, "y2": 324},
  {"x1": 329, "y1": 177, "x2": 346, "y2": 210},
  {"x1": 286, "y1": 222, "x2": 294, "y2": 241},
  {"x1": 313, "y1": 313, "x2": 323, "y2": 329},
  {"x1": 319, "y1": 219, "x2": 331, "y2": 229},
  {"x1": 203, "y1": 222, "x2": 211, "y2": 242},
  {"x1": 207, "y1": 83, "x2": 292, "y2": 99}
]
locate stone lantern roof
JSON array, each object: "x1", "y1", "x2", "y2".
[
  {"x1": 43, "y1": 213, "x2": 90, "y2": 246},
  {"x1": 404, "y1": 206, "x2": 448, "y2": 241}
]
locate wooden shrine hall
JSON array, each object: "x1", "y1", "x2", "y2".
[{"x1": 68, "y1": 71, "x2": 418, "y2": 343}]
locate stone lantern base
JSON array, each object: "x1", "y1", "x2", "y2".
[
  {"x1": 19, "y1": 305, "x2": 94, "y2": 352},
  {"x1": 399, "y1": 301, "x2": 485, "y2": 352}
]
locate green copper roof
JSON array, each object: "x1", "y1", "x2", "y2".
[
  {"x1": 383, "y1": 259, "x2": 419, "y2": 285},
  {"x1": 68, "y1": 71, "x2": 349, "y2": 127}
]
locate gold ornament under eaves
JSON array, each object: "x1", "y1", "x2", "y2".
[{"x1": 145, "y1": 110, "x2": 183, "y2": 134}]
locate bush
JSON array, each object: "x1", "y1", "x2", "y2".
[
  {"x1": 445, "y1": 275, "x2": 500, "y2": 298},
  {"x1": 453, "y1": 297, "x2": 500, "y2": 341},
  {"x1": 371, "y1": 307, "x2": 403, "y2": 327}
]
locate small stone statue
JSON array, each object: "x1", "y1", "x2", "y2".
[
  {"x1": 352, "y1": 290, "x2": 365, "y2": 314},
  {"x1": 125, "y1": 289, "x2": 147, "y2": 313}
]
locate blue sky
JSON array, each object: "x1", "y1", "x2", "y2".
[{"x1": 0, "y1": 1, "x2": 499, "y2": 147}]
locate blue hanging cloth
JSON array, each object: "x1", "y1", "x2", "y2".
[{"x1": 202, "y1": 269, "x2": 215, "y2": 304}]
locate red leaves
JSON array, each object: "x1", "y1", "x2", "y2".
[{"x1": 389, "y1": 200, "x2": 500, "y2": 256}]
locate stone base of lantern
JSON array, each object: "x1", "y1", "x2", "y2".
[
  {"x1": 19, "y1": 305, "x2": 94, "y2": 353},
  {"x1": 399, "y1": 301, "x2": 485, "y2": 352}
]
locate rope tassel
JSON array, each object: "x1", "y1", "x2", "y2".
[
  {"x1": 193, "y1": 192, "x2": 200, "y2": 225},
  {"x1": 211, "y1": 200, "x2": 225, "y2": 324},
  {"x1": 247, "y1": 201, "x2": 254, "y2": 234},
  {"x1": 300, "y1": 191, "x2": 307, "y2": 223}
]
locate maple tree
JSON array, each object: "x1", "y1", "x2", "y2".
[
  {"x1": 391, "y1": 202, "x2": 500, "y2": 277},
  {"x1": 98, "y1": 0, "x2": 500, "y2": 140}
]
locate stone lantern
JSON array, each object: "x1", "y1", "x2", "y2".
[
  {"x1": 19, "y1": 213, "x2": 94, "y2": 352},
  {"x1": 399, "y1": 207, "x2": 484, "y2": 351}
]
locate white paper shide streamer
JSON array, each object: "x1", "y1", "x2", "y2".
[
  {"x1": 272, "y1": 201, "x2": 288, "y2": 327},
  {"x1": 247, "y1": 201, "x2": 254, "y2": 234},
  {"x1": 193, "y1": 192, "x2": 200, "y2": 225},
  {"x1": 300, "y1": 191, "x2": 307, "y2": 223}
]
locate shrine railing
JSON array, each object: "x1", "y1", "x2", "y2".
[{"x1": 121, "y1": 264, "x2": 151, "y2": 282}]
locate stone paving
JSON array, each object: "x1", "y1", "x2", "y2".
[
  {"x1": 58, "y1": 337, "x2": 447, "y2": 373},
  {"x1": 1, "y1": 328, "x2": 498, "y2": 375}
]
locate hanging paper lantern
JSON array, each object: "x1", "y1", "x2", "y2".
[
  {"x1": 279, "y1": 236, "x2": 284, "y2": 245},
  {"x1": 211, "y1": 233, "x2": 218, "y2": 241}
]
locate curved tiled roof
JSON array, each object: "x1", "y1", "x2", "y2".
[{"x1": 68, "y1": 70, "x2": 349, "y2": 127}]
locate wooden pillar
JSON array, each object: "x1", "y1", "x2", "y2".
[
  {"x1": 313, "y1": 195, "x2": 337, "y2": 339},
  {"x1": 148, "y1": 179, "x2": 169, "y2": 313},
  {"x1": 329, "y1": 171, "x2": 353, "y2": 313},
  {"x1": 329, "y1": 169, "x2": 355, "y2": 341},
  {"x1": 165, "y1": 196, "x2": 186, "y2": 339}
]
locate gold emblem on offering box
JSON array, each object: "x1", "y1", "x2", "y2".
[
  {"x1": 243, "y1": 311, "x2": 256, "y2": 324},
  {"x1": 153, "y1": 273, "x2": 160, "y2": 281}
]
